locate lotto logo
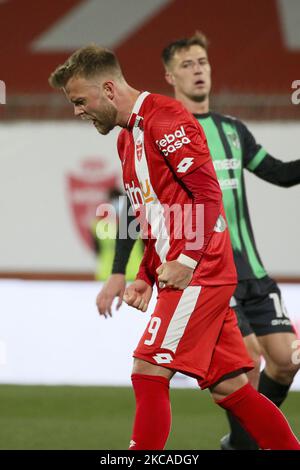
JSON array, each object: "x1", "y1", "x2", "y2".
[
  {"x1": 153, "y1": 353, "x2": 173, "y2": 364},
  {"x1": 177, "y1": 157, "x2": 194, "y2": 173},
  {"x1": 129, "y1": 440, "x2": 136, "y2": 448},
  {"x1": 156, "y1": 126, "x2": 191, "y2": 156}
]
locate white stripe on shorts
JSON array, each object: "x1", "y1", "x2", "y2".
[{"x1": 160, "y1": 286, "x2": 202, "y2": 353}]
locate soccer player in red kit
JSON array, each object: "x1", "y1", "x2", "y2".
[{"x1": 49, "y1": 45, "x2": 300, "y2": 450}]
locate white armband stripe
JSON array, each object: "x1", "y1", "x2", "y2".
[{"x1": 177, "y1": 254, "x2": 197, "y2": 270}]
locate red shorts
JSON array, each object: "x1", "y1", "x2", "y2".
[{"x1": 134, "y1": 285, "x2": 254, "y2": 389}]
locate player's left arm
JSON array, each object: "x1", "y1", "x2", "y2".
[{"x1": 237, "y1": 120, "x2": 300, "y2": 187}]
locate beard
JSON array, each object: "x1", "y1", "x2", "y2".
[{"x1": 93, "y1": 101, "x2": 117, "y2": 135}]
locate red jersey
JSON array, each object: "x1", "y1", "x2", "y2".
[{"x1": 117, "y1": 92, "x2": 237, "y2": 287}]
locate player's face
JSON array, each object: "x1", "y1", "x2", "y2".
[
  {"x1": 65, "y1": 76, "x2": 117, "y2": 135},
  {"x1": 166, "y1": 45, "x2": 211, "y2": 102}
]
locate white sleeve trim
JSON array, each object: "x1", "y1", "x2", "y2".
[{"x1": 177, "y1": 254, "x2": 197, "y2": 270}]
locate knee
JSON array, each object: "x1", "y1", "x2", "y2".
[
  {"x1": 266, "y1": 357, "x2": 300, "y2": 384},
  {"x1": 210, "y1": 373, "x2": 248, "y2": 403}
]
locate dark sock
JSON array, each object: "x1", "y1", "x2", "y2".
[
  {"x1": 226, "y1": 370, "x2": 292, "y2": 449},
  {"x1": 219, "y1": 383, "x2": 300, "y2": 450},
  {"x1": 258, "y1": 369, "x2": 291, "y2": 407},
  {"x1": 226, "y1": 410, "x2": 259, "y2": 449}
]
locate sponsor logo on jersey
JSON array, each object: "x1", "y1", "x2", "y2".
[
  {"x1": 219, "y1": 178, "x2": 239, "y2": 190},
  {"x1": 125, "y1": 179, "x2": 154, "y2": 209},
  {"x1": 156, "y1": 125, "x2": 191, "y2": 156},
  {"x1": 213, "y1": 159, "x2": 241, "y2": 171}
]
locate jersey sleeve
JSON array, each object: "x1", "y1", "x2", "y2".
[
  {"x1": 251, "y1": 154, "x2": 300, "y2": 187},
  {"x1": 149, "y1": 103, "x2": 211, "y2": 178},
  {"x1": 236, "y1": 120, "x2": 268, "y2": 171}
]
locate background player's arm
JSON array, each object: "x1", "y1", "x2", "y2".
[
  {"x1": 96, "y1": 196, "x2": 140, "y2": 318},
  {"x1": 237, "y1": 120, "x2": 300, "y2": 187},
  {"x1": 250, "y1": 154, "x2": 300, "y2": 187},
  {"x1": 112, "y1": 196, "x2": 138, "y2": 275}
]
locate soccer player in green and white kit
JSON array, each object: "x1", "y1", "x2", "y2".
[{"x1": 96, "y1": 32, "x2": 300, "y2": 449}]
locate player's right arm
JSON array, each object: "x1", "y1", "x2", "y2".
[
  {"x1": 122, "y1": 243, "x2": 154, "y2": 312},
  {"x1": 123, "y1": 279, "x2": 153, "y2": 313}
]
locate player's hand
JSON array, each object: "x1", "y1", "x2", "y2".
[
  {"x1": 123, "y1": 279, "x2": 153, "y2": 312},
  {"x1": 156, "y1": 261, "x2": 193, "y2": 290},
  {"x1": 96, "y1": 274, "x2": 126, "y2": 318}
]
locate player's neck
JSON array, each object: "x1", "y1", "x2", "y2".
[
  {"x1": 175, "y1": 93, "x2": 210, "y2": 115},
  {"x1": 116, "y1": 85, "x2": 141, "y2": 128}
]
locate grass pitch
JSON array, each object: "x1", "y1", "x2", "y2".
[{"x1": 0, "y1": 385, "x2": 299, "y2": 450}]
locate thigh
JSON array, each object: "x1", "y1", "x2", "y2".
[
  {"x1": 134, "y1": 284, "x2": 238, "y2": 381},
  {"x1": 198, "y1": 307, "x2": 254, "y2": 390},
  {"x1": 258, "y1": 331, "x2": 298, "y2": 366},
  {"x1": 132, "y1": 358, "x2": 175, "y2": 379}
]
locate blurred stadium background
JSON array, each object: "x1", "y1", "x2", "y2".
[{"x1": 0, "y1": 0, "x2": 299, "y2": 449}]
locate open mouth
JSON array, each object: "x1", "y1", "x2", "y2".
[{"x1": 195, "y1": 80, "x2": 205, "y2": 86}]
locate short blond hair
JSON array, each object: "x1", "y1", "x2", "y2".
[{"x1": 49, "y1": 44, "x2": 123, "y2": 88}]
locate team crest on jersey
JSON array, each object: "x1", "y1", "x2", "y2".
[
  {"x1": 136, "y1": 139, "x2": 143, "y2": 161},
  {"x1": 226, "y1": 131, "x2": 240, "y2": 150},
  {"x1": 214, "y1": 214, "x2": 227, "y2": 232}
]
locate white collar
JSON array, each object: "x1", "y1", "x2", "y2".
[{"x1": 127, "y1": 91, "x2": 150, "y2": 128}]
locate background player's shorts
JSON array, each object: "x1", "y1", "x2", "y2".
[
  {"x1": 231, "y1": 276, "x2": 295, "y2": 337},
  {"x1": 133, "y1": 284, "x2": 254, "y2": 389}
]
